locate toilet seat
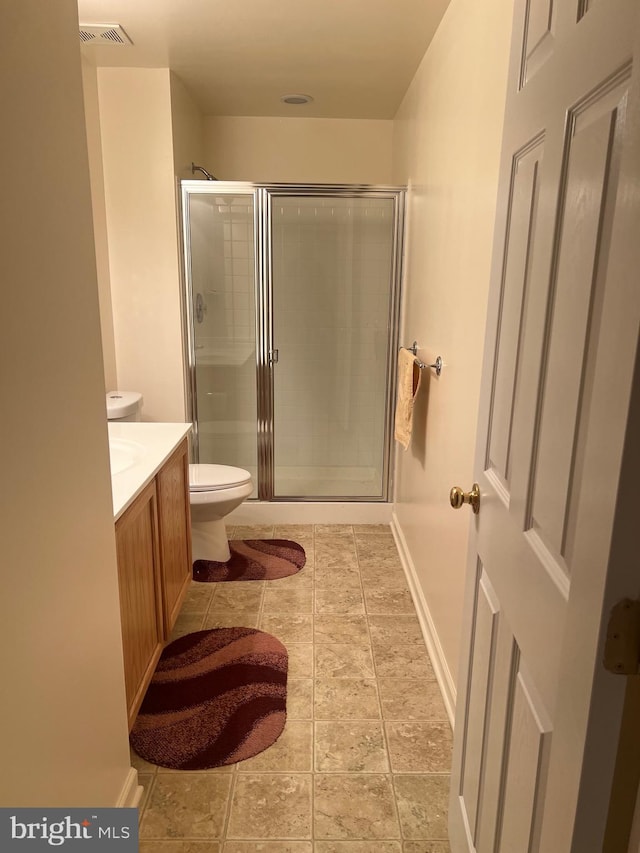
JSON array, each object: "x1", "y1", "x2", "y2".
[{"x1": 189, "y1": 463, "x2": 252, "y2": 492}]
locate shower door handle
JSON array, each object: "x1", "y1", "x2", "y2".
[
  {"x1": 195, "y1": 292, "x2": 206, "y2": 324},
  {"x1": 268, "y1": 349, "x2": 279, "y2": 364}
]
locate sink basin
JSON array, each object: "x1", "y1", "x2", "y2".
[{"x1": 109, "y1": 438, "x2": 144, "y2": 475}]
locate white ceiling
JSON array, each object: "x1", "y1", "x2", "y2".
[{"x1": 77, "y1": 0, "x2": 451, "y2": 119}]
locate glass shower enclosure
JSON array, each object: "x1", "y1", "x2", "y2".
[{"x1": 181, "y1": 183, "x2": 404, "y2": 501}]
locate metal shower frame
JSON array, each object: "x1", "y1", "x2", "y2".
[{"x1": 179, "y1": 181, "x2": 405, "y2": 502}]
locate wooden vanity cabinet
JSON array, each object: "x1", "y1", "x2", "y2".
[
  {"x1": 156, "y1": 439, "x2": 192, "y2": 634},
  {"x1": 115, "y1": 437, "x2": 192, "y2": 729},
  {"x1": 115, "y1": 480, "x2": 164, "y2": 729}
]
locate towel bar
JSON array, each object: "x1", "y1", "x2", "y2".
[{"x1": 400, "y1": 342, "x2": 443, "y2": 376}]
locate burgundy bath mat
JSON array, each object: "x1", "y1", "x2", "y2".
[
  {"x1": 130, "y1": 628, "x2": 288, "y2": 770},
  {"x1": 193, "y1": 538, "x2": 306, "y2": 582}
]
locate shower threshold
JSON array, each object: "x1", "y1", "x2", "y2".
[
  {"x1": 228, "y1": 500, "x2": 393, "y2": 526},
  {"x1": 274, "y1": 465, "x2": 381, "y2": 498}
]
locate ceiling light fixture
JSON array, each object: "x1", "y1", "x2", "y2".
[{"x1": 280, "y1": 94, "x2": 314, "y2": 105}]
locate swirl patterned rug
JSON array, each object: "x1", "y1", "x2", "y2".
[
  {"x1": 193, "y1": 538, "x2": 306, "y2": 582},
  {"x1": 130, "y1": 628, "x2": 288, "y2": 770}
]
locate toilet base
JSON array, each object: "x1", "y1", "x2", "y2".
[{"x1": 191, "y1": 518, "x2": 231, "y2": 563}]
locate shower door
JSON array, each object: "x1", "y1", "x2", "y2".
[
  {"x1": 182, "y1": 188, "x2": 259, "y2": 497},
  {"x1": 267, "y1": 191, "x2": 401, "y2": 498},
  {"x1": 181, "y1": 183, "x2": 404, "y2": 501}
]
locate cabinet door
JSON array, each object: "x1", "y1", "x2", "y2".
[
  {"x1": 156, "y1": 438, "x2": 192, "y2": 636},
  {"x1": 115, "y1": 480, "x2": 164, "y2": 729}
]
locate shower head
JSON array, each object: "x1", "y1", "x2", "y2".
[{"x1": 191, "y1": 163, "x2": 217, "y2": 181}]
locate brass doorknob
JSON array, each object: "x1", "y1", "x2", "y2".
[{"x1": 450, "y1": 483, "x2": 480, "y2": 514}]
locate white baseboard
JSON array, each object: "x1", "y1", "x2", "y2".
[
  {"x1": 116, "y1": 767, "x2": 143, "y2": 809},
  {"x1": 391, "y1": 510, "x2": 457, "y2": 728},
  {"x1": 229, "y1": 502, "x2": 393, "y2": 525}
]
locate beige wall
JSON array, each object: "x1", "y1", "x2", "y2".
[
  {"x1": 0, "y1": 0, "x2": 133, "y2": 805},
  {"x1": 82, "y1": 58, "x2": 117, "y2": 393},
  {"x1": 98, "y1": 68, "x2": 186, "y2": 422},
  {"x1": 204, "y1": 116, "x2": 394, "y2": 183},
  {"x1": 170, "y1": 72, "x2": 205, "y2": 181},
  {"x1": 392, "y1": 0, "x2": 513, "y2": 705}
]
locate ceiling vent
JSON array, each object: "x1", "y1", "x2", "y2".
[{"x1": 79, "y1": 24, "x2": 133, "y2": 46}]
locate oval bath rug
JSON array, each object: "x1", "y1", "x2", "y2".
[
  {"x1": 193, "y1": 538, "x2": 306, "y2": 583},
  {"x1": 130, "y1": 628, "x2": 288, "y2": 770}
]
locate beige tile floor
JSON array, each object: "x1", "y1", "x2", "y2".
[{"x1": 134, "y1": 524, "x2": 452, "y2": 853}]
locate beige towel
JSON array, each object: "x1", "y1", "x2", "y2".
[{"x1": 394, "y1": 347, "x2": 422, "y2": 449}]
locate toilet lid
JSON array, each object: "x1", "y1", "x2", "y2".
[
  {"x1": 189, "y1": 463, "x2": 252, "y2": 492},
  {"x1": 106, "y1": 391, "x2": 142, "y2": 419}
]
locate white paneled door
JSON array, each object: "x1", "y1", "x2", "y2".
[{"x1": 449, "y1": 2, "x2": 640, "y2": 852}]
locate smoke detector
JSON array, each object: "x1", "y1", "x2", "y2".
[
  {"x1": 79, "y1": 23, "x2": 133, "y2": 46},
  {"x1": 280, "y1": 94, "x2": 314, "y2": 105}
]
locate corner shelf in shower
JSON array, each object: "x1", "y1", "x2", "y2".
[{"x1": 194, "y1": 338, "x2": 255, "y2": 366}]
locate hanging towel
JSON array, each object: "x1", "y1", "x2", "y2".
[{"x1": 394, "y1": 347, "x2": 422, "y2": 450}]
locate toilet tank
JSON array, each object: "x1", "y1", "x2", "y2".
[{"x1": 106, "y1": 391, "x2": 143, "y2": 422}]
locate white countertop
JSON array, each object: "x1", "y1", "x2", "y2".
[{"x1": 108, "y1": 422, "x2": 192, "y2": 521}]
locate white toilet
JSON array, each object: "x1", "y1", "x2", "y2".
[
  {"x1": 189, "y1": 464, "x2": 253, "y2": 563},
  {"x1": 106, "y1": 391, "x2": 143, "y2": 422}
]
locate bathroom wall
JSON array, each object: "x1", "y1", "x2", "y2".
[
  {"x1": 203, "y1": 116, "x2": 394, "y2": 184},
  {"x1": 391, "y1": 0, "x2": 513, "y2": 710},
  {"x1": 170, "y1": 71, "x2": 205, "y2": 181},
  {"x1": 0, "y1": 0, "x2": 133, "y2": 805},
  {"x1": 82, "y1": 58, "x2": 117, "y2": 393},
  {"x1": 97, "y1": 67, "x2": 186, "y2": 422}
]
